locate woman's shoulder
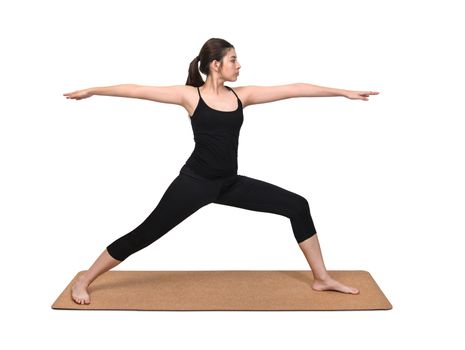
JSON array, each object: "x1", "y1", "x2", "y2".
[{"x1": 227, "y1": 86, "x2": 248, "y2": 108}]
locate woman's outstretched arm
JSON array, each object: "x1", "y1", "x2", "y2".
[
  {"x1": 236, "y1": 83, "x2": 380, "y2": 108},
  {"x1": 294, "y1": 83, "x2": 380, "y2": 100},
  {"x1": 63, "y1": 84, "x2": 188, "y2": 106},
  {"x1": 63, "y1": 84, "x2": 138, "y2": 100}
]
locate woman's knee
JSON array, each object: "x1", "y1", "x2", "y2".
[
  {"x1": 290, "y1": 194, "x2": 311, "y2": 218},
  {"x1": 288, "y1": 195, "x2": 317, "y2": 242}
]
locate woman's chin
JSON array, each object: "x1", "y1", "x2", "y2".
[{"x1": 227, "y1": 75, "x2": 239, "y2": 82}]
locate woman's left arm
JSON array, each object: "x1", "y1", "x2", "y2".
[
  {"x1": 236, "y1": 83, "x2": 380, "y2": 108},
  {"x1": 296, "y1": 83, "x2": 380, "y2": 101}
]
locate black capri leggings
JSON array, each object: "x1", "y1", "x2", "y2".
[{"x1": 106, "y1": 169, "x2": 317, "y2": 261}]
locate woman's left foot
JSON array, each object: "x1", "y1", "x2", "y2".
[
  {"x1": 71, "y1": 275, "x2": 91, "y2": 304},
  {"x1": 312, "y1": 276, "x2": 359, "y2": 294}
]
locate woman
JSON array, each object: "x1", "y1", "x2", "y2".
[{"x1": 64, "y1": 38, "x2": 378, "y2": 305}]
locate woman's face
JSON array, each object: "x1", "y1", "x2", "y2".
[{"x1": 220, "y1": 49, "x2": 241, "y2": 81}]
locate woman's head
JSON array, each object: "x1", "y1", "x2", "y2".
[{"x1": 186, "y1": 38, "x2": 241, "y2": 87}]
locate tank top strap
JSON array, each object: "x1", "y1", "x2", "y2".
[
  {"x1": 196, "y1": 86, "x2": 201, "y2": 98},
  {"x1": 226, "y1": 86, "x2": 239, "y2": 99}
]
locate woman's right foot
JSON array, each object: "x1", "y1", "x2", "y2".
[
  {"x1": 71, "y1": 275, "x2": 91, "y2": 304},
  {"x1": 312, "y1": 276, "x2": 360, "y2": 294}
]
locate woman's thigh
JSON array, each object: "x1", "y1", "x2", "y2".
[
  {"x1": 213, "y1": 175, "x2": 317, "y2": 242},
  {"x1": 144, "y1": 172, "x2": 219, "y2": 231},
  {"x1": 214, "y1": 175, "x2": 307, "y2": 216}
]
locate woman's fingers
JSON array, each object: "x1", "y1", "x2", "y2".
[
  {"x1": 361, "y1": 91, "x2": 379, "y2": 96},
  {"x1": 63, "y1": 89, "x2": 91, "y2": 100},
  {"x1": 63, "y1": 91, "x2": 77, "y2": 99},
  {"x1": 356, "y1": 91, "x2": 380, "y2": 100}
]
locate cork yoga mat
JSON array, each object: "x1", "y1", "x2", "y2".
[{"x1": 52, "y1": 270, "x2": 392, "y2": 311}]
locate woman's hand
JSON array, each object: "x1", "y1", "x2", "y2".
[
  {"x1": 63, "y1": 89, "x2": 93, "y2": 100},
  {"x1": 344, "y1": 90, "x2": 380, "y2": 101}
]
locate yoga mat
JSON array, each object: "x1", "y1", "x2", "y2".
[{"x1": 52, "y1": 270, "x2": 392, "y2": 311}]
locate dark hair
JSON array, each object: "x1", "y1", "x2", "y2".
[{"x1": 186, "y1": 38, "x2": 235, "y2": 87}]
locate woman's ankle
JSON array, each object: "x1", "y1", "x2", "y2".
[
  {"x1": 76, "y1": 272, "x2": 92, "y2": 286},
  {"x1": 313, "y1": 272, "x2": 331, "y2": 282}
]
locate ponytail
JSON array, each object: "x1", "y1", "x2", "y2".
[{"x1": 186, "y1": 56, "x2": 204, "y2": 87}]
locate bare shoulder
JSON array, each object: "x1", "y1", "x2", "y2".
[
  {"x1": 232, "y1": 84, "x2": 300, "y2": 107},
  {"x1": 228, "y1": 86, "x2": 250, "y2": 108}
]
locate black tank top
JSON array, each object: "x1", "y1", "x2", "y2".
[{"x1": 180, "y1": 85, "x2": 244, "y2": 179}]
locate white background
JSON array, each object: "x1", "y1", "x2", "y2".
[{"x1": 1, "y1": 0, "x2": 464, "y2": 348}]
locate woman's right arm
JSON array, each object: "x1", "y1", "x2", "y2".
[
  {"x1": 63, "y1": 84, "x2": 188, "y2": 107},
  {"x1": 63, "y1": 84, "x2": 138, "y2": 100}
]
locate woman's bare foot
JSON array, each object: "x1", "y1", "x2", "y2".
[
  {"x1": 312, "y1": 276, "x2": 360, "y2": 294},
  {"x1": 71, "y1": 275, "x2": 91, "y2": 304}
]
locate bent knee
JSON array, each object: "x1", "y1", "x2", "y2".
[{"x1": 291, "y1": 195, "x2": 311, "y2": 217}]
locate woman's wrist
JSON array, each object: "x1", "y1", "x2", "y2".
[{"x1": 340, "y1": 89, "x2": 350, "y2": 98}]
